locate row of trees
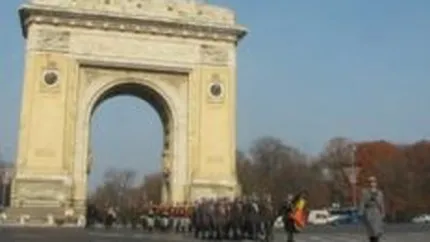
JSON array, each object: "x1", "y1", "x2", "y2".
[
  {"x1": 237, "y1": 137, "x2": 430, "y2": 221},
  {"x1": 81, "y1": 136, "x2": 430, "y2": 222}
]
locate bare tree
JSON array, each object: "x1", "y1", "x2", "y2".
[
  {"x1": 236, "y1": 149, "x2": 254, "y2": 196},
  {"x1": 91, "y1": 168, "x2": 136, "y2": 209},
  {"x1": 248, "y1": 136, "x2": 311, "y2": 204},
  {"x1": 142, "y1": 172, "x2": 162, "y2": 204},
  {"x1": 318, "y1": 137, "x2": 353, "y2": 205}
]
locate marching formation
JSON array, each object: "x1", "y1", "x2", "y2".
[{"x1": 85, "y1": 192, "x2": 309, "y2": 242}]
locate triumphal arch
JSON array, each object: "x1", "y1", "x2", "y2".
[{"x1": 10, "y1": 0, "x2": 246, "y2": 220}]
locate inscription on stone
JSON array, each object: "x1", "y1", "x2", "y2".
[
  {"x1": 16, "y1": 181, "x2": 64, "y2": 201},
  {"x1": 208, "y1": 155, "x2": 223, "y2": 163},
  {"x1": 34, "y1": 148, "x2": 56, "y2": 157},
  {"x1": 36, "y1": 29, "x2": 70, "y2": 52},
  {"x1": 73, "y1": 34, "x2": 197, "y2": 63}
]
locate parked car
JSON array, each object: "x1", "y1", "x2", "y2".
[
  {"x1": 328, "y1": 207, "x2": 360, "y2": 225},
  {"x1": 411, "y1": 214, "x2": 430, "y2": 224},
  {"x1": 307, "y1": 209, "x2": 340, "y2": 225}
]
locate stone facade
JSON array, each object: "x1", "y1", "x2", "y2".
[{"x1": 11, "y1": 0, "x2": 246, "y2": 223}]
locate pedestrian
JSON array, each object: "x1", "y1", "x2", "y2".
[
  {"x1": 290, "y1": 190, "x2": 308, "y2": 232},
  {"x1": 359, "y1": 176, "x2": 385, "y2": 242},
  {"x1": 279, "y1": 194, "x2": 295, "y2": 242}
]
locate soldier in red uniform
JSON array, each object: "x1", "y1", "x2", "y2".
[
  {"x1": 182, "y1": 202, "x2": 192, "y2": 233},
  {"x1": 177, "y1": 202, "x2": 187, "y2": 232},
  {"x1": 171, "y1": 203, "x2": 179, "y2": 232},
  {"x1": 160, "y1": 203, "x2": 170, "y2": 231},
  {"x1": 145, "y1": 201, "x2": 156, "y2": 232}
]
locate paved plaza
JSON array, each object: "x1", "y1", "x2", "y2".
[{"x1": 1, "y1": 225, "x2": 429, "y2": 242}]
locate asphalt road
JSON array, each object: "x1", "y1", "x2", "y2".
[{"x1": 1, "y1": 224, "x2": 429, "y2": 242}]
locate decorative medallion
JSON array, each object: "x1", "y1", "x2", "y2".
[
  {"x1": 209, "y1": 83, "x2": 222, "y2": 97},
  {"x1": 207, "y1": 74, "x2": 225, "y2": 102},
  {"x1": 43, "y1": 71, "x2": 59, "y2": 86},
  {"x1": 40, "y1": 69, "x2": 61, "y2": 93}
]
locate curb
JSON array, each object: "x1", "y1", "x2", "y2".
[{"x1": 0, "y1": 223, "x2": 82, "y2": 228}]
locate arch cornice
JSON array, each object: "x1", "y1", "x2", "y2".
[{"x1": 19, "y1": 3, "x2": 247, "y2": 43}]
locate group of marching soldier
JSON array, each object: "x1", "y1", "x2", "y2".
[
  {"x1": 87, "y1": 192, "x2": 306, "y2": 240},
  {"x1": 86, "y1": 191, "x2": 308, "y2": 242},
  {"x1": 86, "y1": 176, "x2": 385, "y2": 242}
]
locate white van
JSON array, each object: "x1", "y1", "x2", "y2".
[{"x1": 307, "y1": 209, "x2": 339, "y2": 225}]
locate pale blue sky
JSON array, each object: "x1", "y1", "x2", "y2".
[{"x1": 1, "y1": 0, "x2": 430, "y2": 188}]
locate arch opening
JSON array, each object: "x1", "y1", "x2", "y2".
[{"x1": 86, "y1": 81, "x2": 174, "y2": 205}]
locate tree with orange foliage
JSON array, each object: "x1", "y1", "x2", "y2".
[
  {"x1": 355, "y1": 141, "x2": 402, "y2": 185},
  {"x1": 355, "y1": 140, "x2": 430, "y2": 221}
]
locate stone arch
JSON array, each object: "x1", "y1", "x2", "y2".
[
  {"x1": 11, "y1": 0, "x2": 245, "y2": 223},
  {"x1": 73, "y1": 73, "x2": 188, "y2": 207},
  {"x1": 88, "y1": 77, "x2": 176, "y2": 146}
]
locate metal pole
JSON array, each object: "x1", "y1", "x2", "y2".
[
  {"x1": 351, "y1": 144, "x2": 357, "y2": 208},
  {"x1": 0, "y1": 170, "x2": 4, "y2": 207},
  {"x1": 1, "y1": 183, "x2": 5, "y2": 207}
]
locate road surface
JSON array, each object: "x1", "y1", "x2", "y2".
[{"x1": 1, "y1": 224, "x2": 429, "y2": 242}]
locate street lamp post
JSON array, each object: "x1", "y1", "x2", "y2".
[{"x1": 342, "y1": 144, "x2": 360, "y2": 208}]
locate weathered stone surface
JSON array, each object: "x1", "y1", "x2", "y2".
[{"x1": 11, "y1": 0, "x2": 246, "y2": 221}]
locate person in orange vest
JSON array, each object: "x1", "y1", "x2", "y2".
[
  {"x1": 279, "y1": 191, "x2": 308, "y2": 242},
  {"x1": 290, "y1": 190, "x2": 308, "y2": 232}
]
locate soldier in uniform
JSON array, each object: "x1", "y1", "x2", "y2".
[
  {"x1": 142, "y1": 201, "x2": 156, "y2": 232},
  {"x1": 125, "y1": 199, "x2": 139, "y2": 230},
  {"x1": 85, "y1": 203, "x2": 98, "y2": 229},
  {"x1": 104, "y1": 205, "x2": 117, "y2": 229},
  {"x1": 170, "y1": 203, "x2": 178, "y2": 232},
  {"x1": 176, "y1": 202, "x2": 186, "y2": 233},
  {"x1": 244, "y1": 195, "x2": 260, "y2": 240},
  {"x1": 279, "y1": 194, "x2": 295, "y2": 242},
  {"x1": 213, "y1": 199, "x2": 228, "y2": 240},
  {"x1": 230, "y1": 197, "x2": 244, "y2": 240},
  {"x1": 201, "y1": 198, "x2": 213, "y2": 239},
  {"x1": 260, "y1": 194, "x2": 276, "y2": 242},
  {"x1": 159, "y1": 203, "x2": 170, "y2": 231},
  {"x1": 185, "y1": 202, "x2": 194, "y2": 233},
  {"x1": 192, "y1": 200, "x2": 203, "y2": 238}
]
